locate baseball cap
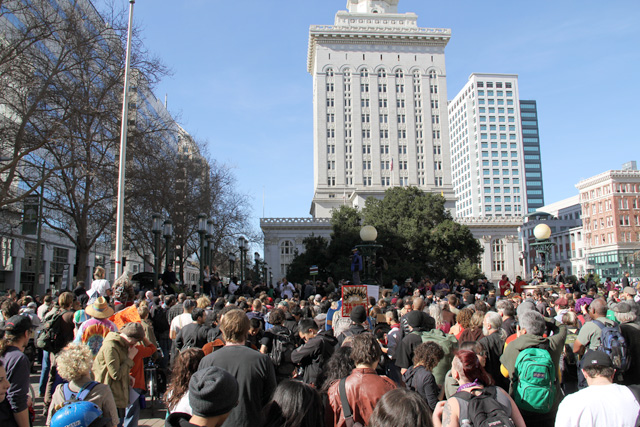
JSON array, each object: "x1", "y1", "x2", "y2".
[
  {"x1": 3, "y1": 315, "x2": 34, "y2": 335},
  {"x1": 581, "y1": 350, "x2": 613, "y2": 368}
]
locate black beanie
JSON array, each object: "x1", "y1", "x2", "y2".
[
  {"x1": 189, "y1": 366, "x2": 239, "y2": 418},
  {"x1": 406, "y1": 311, "x2": 423, "y2": 328},
  {"x1": 350, "y1": 305, "x2": 367, "y2": 324}
]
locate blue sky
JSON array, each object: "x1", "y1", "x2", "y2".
[{"x1": 131, "y1": 0, "x2": 640, "y2": 238}]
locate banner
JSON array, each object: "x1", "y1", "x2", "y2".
[
  {"x1": 22, "y1": 194, "x2": 39, "y2": 235},
  {"x1": 342, "y1": 285, "x2": 367, "y2": 317}
]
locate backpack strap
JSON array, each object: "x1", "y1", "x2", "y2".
[
  {"x1": 592, "y1": 319, "x2": 605, "y2": 330},
  {"x1": 339, "y1": 378, "x2": 355, "y2": 427},
  {"x1": 62, "y1": 381, "x2": 98, "y2": 402}
]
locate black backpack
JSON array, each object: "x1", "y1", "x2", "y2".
[
  {"x1": 269, "y1": 328, "x2": 295, "y2": 370},
  {"x1": 37, "y1": 309, "x2": 71, "y2": 354},
  {"x1": 151, "y1": 306, "x2": 170, "y2": 335},
  {"x1": 453, "y1": 386, "x2": 515, "y2": 427}
]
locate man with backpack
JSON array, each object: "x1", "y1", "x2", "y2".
[
  {"x1": 555, "y1": 350, "x2": 640, "y2": 427},
  {"x1": 499, "y1": 310, "x2": 566, "y2": 426},
  {"x1": 291, "y1": 318, "x2": 337, "y2": 387},
  {"x1": 259, "y1": 308, "x2": 296, "y2": 382},
  {"x1": 573, "y1": 298, "x2": 628, "y2": 388}
]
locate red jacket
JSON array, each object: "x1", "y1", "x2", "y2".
[
  {"x1": 130, "y1": 342, "x2": 157, "y2": 390},
  {"x1": 326, "y1": 368, "x2": 396, "y2": 427}
]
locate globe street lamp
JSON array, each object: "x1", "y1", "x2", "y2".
[
  {"x1": 198, "y1": 214, "x2": 207, "y2": 291},
  {"x1": 356, "y1": 225, "x2": 383, "y2": 285},
  {"x1": 531, "y1": 223, "x2": 555, "y2": 281},
  {"x1": 151, "y1": 213, "x2": 162, "y2": 286}
]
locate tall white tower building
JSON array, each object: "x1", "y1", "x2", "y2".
[
  {"x1": 307, "y1": 0, "x2": 455, "y2": 217},
  {"x1": 448, "y1": 73, "x2": 528, "y2": 217}
]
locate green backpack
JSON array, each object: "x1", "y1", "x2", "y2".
[
  {"x1": 412, "y1": 329, "x2": 458, "y2": 385},
  {"x1": 513, "y1": 347, "x2": 556, "y2": 413}
]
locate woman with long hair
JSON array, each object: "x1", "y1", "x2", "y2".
[
  {"x1": 369, "y1": 388, "x2": 433, "y2": 427},
  {"x1": 0, "y1": 315, "x2": 33, "y2": 427},
  {"x1": 263, "y1": 380, "x2": 324, "y2": 427},
  {"x1": 163, "y1": 348, "x2": 205, "y2": 415},
  {"x1": 432, "y1": 350, "x2": 526, "y2": 427}
]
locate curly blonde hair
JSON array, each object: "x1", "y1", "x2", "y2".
[
  {"x1": 197, "y1": 296, "x2": 211, "y2": 309},
  {"x1": 56, "y1": 344, "x2": 93, "y2": 382}
]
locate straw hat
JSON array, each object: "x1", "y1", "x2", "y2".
[{"x1": 85, "y1": 297, "x2": 114, "y2": 319}]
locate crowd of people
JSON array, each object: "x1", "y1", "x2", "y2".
[{"x1": 0, "y1": 265, "x2": 639, "y2": 427}]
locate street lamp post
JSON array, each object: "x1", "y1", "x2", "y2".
[
  {"x1": 254, "y1": 252, "x2": 260, "y2": 283},
  {"x1": 198, "y1": 214, "x2": 207, "y2": 292},
  {"x1": 228, "y1": 252, "x2": 236, "y2": 278},
  {"x1": 163, "y1": 219, "x2": 173, "y2": 273},
  {"x1": 531, "y1": 223, "x2": 555, "y2": 281},
  {"x1": 206, "y1": 219, "x2": 214, "y2": 268},
  {"x1": 356, "y1": 225, "x2": 383, "y2": 285},
  {"x1": 263, "y1": 262, "x2": 268, "y2": 286},
  {"x1": 237, "y1": 237, "x2": 247, "y2": 283},
  {"x1": 151, "y1": 213, "x2": 162, "y2": 286}
]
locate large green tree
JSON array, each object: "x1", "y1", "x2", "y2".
[{"x1": 287, "y1": 187, "x2": 483, "y2": 285}]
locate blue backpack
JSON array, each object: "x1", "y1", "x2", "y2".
[
  {"x1": 593, "y1": 320, "x2": 630, "y2": 372},
  {"x1": 62, "y1": 381, "x2": 99, "y2": 403}
]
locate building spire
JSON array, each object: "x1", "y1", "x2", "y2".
[{"x1": 346, "y1": 0, "x2": 399, "y2": 14}]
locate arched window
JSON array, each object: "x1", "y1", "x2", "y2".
[
  {"x1": 280, "y1": 240, "x2": 295, "y2": 275},
  {"x1": 326, "y1": 68, "x2": 334, "y2": 77},
  {"x1": 343, "y1": 68, "x2": 352, "y2": 77},
  {"x1": 492, "y1": 239, "x2": 505, "y2": 271},
  {"x1": 395, "y1": 69, "x2": 404, "y2": 78},
  {"x1": 429, "y1": 69, "x2": 437, "y2": 79},
  {"x1": 360, "y1": 68, "x2": 369, "y2": 78},
  {"x1": 378, "y1": 69, "x2": 387, "y2": 78}
]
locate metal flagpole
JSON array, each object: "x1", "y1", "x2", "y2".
[{"x1": 114, "y1": 0, "x2": 135, "y2": 279}]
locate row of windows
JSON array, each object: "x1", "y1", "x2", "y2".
[
  {"x1": 325, "y1": 68, "x2": 435, "y2": 79},
  {"x1": 477, "y1": 90, "x2": 513, "y2": 97},
  {"x1": 477, "y1": 81, "x2": 512, "y2": 89}
]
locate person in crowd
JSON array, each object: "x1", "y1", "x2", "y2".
[
  {"x1": 0, "y1": 361, "x2": 14, "y2": 426},
  {"x1": 384, "y1": 309, "x2": 402, "y2": 360},
  {"x1": 336, "y1": 305, "x2": 368, "y2": 346},
  {"x1": 166, "y1": 295, "x2": 183, "y2": 326},
  {"x1": 496, "y1": 299, "x2": 517, "y2": 336},
  {"x1": 164, "y1": 348, "x2": 205, "y2": 416},
  {"x1": 432, "y1": 349, "x2": 526, "y2": 427},
  {"x1": 326, "y1": 333, "x2": 396, "y2": 427},
  {"x1": 500, "y1": 310, "x2": 567, "y2": 426},
  {"x1": 260, "y1": 308, "x2": 296, "y2": 382},
  {"x1": 93, "y1": 322, "x2": 145, "y2": 427},
  {"x1": 369, "y1": 388, "x2": 433, "y2": 427},
  {"x1": 37, "y1": 295, "x2": 54, "y2": 321},
  {"x1": 572, "y1": 298, "x2": 616, "y2": 388},
  {"x1": 129, "y1": 333, "x2": 157, "y2": 413},
  {"x1": 448, "y1": 307, "x2": 472, "y2": 340},
  {"x1": 555, "y1": 350, "x2": 640, "y2": 427},
  {"x1": 50, "y1": 401, "x2": 110, "y2": 427},
  {"x1": 291, "y1": 318, "x2": 337, "y2": 387},
  {"x1": 74, "y1": 297, "x2": 117, "y2": 356},
  {"x1": 478, "y1": 311, "x2": 508, "y2": 390},
  {"x1": 176, "y1": 308, "x2": 209, "y2": 351},
  {"x1": 87, "y1": 266, "x2": 111, "y2": 303},
  {"x1": 46, "y1": 344, "x2": 118, "y2": 427},
  {"x1": 161, "y1": 265, "x2": 178, "y2": 293},
  {"x1": 198, "y1": 309, "x2": 276, "y2": 427},
  {"x1": 0, "y1": 315, "x2": 33, "y2": 427},
  {"x1": 402, "y1": 341, "x2": 444, "y2": 410},
  {"x1": 319, "y1": 346, "x2": 355, "y2": 396},
  {"x1": 442, "y1": 341, "x2": 487, "y2": 399},
  {"x1": 263, "y1": 380, "x2": 324, "y2": 427},
  {"x1": 613, "y1": 301, "x2": 640, "y2": 385},
  {"x1": 458, "y1": 311, "x2": 484, "y2": 342},
  {"x1": 153, "y1": 296, "x2": 172, "y2": 368},
  {"x1": 165, "y1": 366, "x2": 239, "y2": 427},
  {"x1": 429, "y1": 304, "x2": 450, "y2": 334},
  {"x1": 44, "y1": 292, "x2": 77, "y2": 412}
]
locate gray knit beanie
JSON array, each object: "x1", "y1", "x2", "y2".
[{"x1": 189, "y1": 366, "x2": 239, "y2": 418}]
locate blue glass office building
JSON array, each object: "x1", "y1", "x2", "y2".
[{"x1": 520, "y1": 100, "x2": 545, "y2": 212}]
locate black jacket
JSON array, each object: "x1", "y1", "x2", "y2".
[
  {"x1": 336, "y1": 324, "x2": 366, "y2": 347},
  {"x1": 166, "y1": 412, "x2": 197, "y2": 427},
  {"x1": 291, "y1": 329, "x2": 337, "y2": 386},
  {"x1": 176, "y1": 323, "x2": 209, "y2": 351},
  {"x1": 403, "y1": 365, "x2": 439, "y2": 410}
]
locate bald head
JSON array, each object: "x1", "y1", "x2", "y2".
[
  {"x1": 413, "y1": 297, "x2": 424, "y2": 311},
  {"x1": 590, "y1": 298, "x2": 607, "y2": 317}
]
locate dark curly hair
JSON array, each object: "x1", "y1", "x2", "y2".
[
  {"x1": 456, "y1": 308, "x2": 474, "y2": 329},
  {"x1": 164, "y1": 348, "x2": 205, "y2": 411},
  {"x1": 412, "y1": 341, "x2": 444, "y2": 370}
]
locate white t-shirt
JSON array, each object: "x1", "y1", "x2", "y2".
[
  {"x1": 281, "y1": 282, "x2": 294, "y2": 299},
  {"x1": 555, "y1": 383, "x2": 639, "y2": 427},
  {"x1": 88, "y1": 279, "x2": 111, "y2": 300},
  {"x1": 170, "y1": 312, "x2": 193, "y2": 335},
  {"x1": 167, "y1": 391, "x2": 192, "y2": 415}
]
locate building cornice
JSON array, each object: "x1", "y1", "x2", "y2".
[
  {"x1": 308, "y1": 23, "x2": 450, "y2": 73},
  {"x1": 576, "y1": 170, "x2": 640, "y2": 190}
]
